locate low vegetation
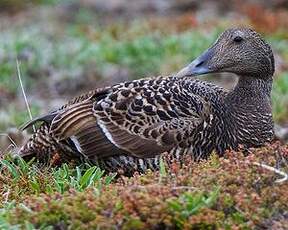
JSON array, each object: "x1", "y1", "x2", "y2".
[{"x1": 0, "y1": 142, "x2": 287, "y2": 229}]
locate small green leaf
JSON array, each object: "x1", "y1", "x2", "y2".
[
  {"x1": 159, "y1": 156, "x2": 166, "y2": 178},
  {"x1": 204, "y1": 186, "x2": 220, "y2": 207},
  {"x1": 1, "y1": 160, "x2": 20, "y2": 180},
  {"x1": 80, "y1": 166, "x2": 97, "y2": 189},
  {"x1": 29, "y1": 178, "x2": 40, "y2": 194},
  {"x1": 104, "y1": 173, "x2": 117, "y2": 185}
]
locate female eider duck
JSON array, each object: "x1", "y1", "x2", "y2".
[{"x1": 20, "y1": 28, "x2": 275, "y2": 174}]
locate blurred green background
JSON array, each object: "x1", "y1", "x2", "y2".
[{"x1": 0, "y1": 0, "x2": 287, "y2": 149}]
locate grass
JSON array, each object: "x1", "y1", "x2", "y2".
[
  {"x1": 0, "y1": 104, "x2": 40, "y2": 131},
  {"x1": 0, "y1": 142, "x2": 287, "y2": 229},
  {"x1": 272, "y1": 72, "x2": 288, "y2": 123},
  {"x1": 1, "y1": 19, "x2": 288, "y2": 129},
  {"x1": 0, "y1": 16, "x2": 219, "y2": 130},
  {"x1": 0, "y1": 155, "x2": 116, "y2": 196},
  {"x1": 0, "y1": 19, "x2": 215, "y2": 89},
  {"x1": 0, "y1": 0, "x2": 73, "y2": 12},
  {"x1": 0, "y1": 22, "x2": 217, "y2": 86},
  {"x1": 1, "y1": 10, "x2": 288, "y2": 130}
]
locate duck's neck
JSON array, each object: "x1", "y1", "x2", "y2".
[
  {"x1": 233, "y1": 75, "x2": 273, "y2": 98},
  {"x1": 220, "y1": 75, "x2": 274, "y2": 150},
  {"x1": 224, "y1": 75, "x2": 273, "y2": 106}
]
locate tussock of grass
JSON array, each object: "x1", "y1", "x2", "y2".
[
  {"x1": 272, "y1": 72, "x2": 288, "y2": 124},
  {"x1": 1, "y1": 12, "x2": 288, "y2": 130},
  {"x1": 0, "y1": 142, "x2": 288, "y2": 229}
]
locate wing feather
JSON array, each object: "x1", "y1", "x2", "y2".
[
  {"x1": 91, "y1": 76, "x2": 212, "y2": 158},
  {"x1": 23, "y1": 76, "x2": 213, "y2": 160}
]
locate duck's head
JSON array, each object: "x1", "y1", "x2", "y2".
[{"x1": 176, "y1": 28, "x2": 274, "y2": 79}]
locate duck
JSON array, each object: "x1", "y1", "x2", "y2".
[{"x1": 19, "y1": 28, "x2": 275, "y2": 175}]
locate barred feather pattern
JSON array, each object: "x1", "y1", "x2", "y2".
[
  {"x1": 20, "y1": 124, "x2": 191, "y2": 174},
  {"x1": 19, "y1": 76, "x2": 224, "y2": 172},
  {"x1": 20, "y1": 123, "x2": 180, "y2": 174}
]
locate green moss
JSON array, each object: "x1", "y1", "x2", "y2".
[{"x1": 123, "y1": 217, "x2": 145, "y2": 230}]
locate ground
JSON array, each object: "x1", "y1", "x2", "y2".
[
  {"x1": 1, "y1": 142, "x2": 288, "y2": 229},
  {"x1": 0, "y1": 1, "x2": 288, "y2": 229}
]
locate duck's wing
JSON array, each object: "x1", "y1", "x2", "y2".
[
  {"x1": 49, "y1": 77, "x2": 212, "y2": 159},
  {"x1": 20, "y1": 87, "x2": 109, "y2": 131},
  {"x1": 20, "y1": 113, "x2": 57, "y2": 131}
]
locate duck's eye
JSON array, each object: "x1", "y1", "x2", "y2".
[{"x1": 233, "y1": 36, "x2": 243, "y2": 43}]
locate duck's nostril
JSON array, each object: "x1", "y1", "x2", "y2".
[{"x1": 195, "y1": 60, "x2": 205, "y2": 68}]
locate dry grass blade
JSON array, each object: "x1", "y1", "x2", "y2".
[
  {"x1": 2, "y1": 189, "x2": 10, "y2": 203},
  {"x1": 128, "y1": 184, "x2": 198, "y2": 191},
  {"x1": 253, "y1": 162, "x2": 288, "y2": 183},
  {"x1": 0, "y1": 133, "x2": 18, "y2": 157},
  {"x1": 16, "y1": 59, "x2": 36, "y2": 132},
  {"x1": 0, "y1": 133, "x2": 17, "y2": 148}
]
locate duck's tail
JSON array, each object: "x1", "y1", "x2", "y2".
[
  {"x1": 20, "y1": 126, "x2": 79, "y2": 166},
  {"x1": 18, "y1": 123, "x2": 60, "y2": 162}
]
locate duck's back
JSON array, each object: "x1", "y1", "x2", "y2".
[{"x1": 19, "y1": 76, "x2": 227, "y2": 172}]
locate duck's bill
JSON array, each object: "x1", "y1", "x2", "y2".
[{"x1": 175, "y1": 48, "x2": 214, "y2": 78}]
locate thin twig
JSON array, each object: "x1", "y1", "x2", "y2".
[
  {"x1": 16, "y1": 59, "x2": 36, "y2": 132},
  {"x1": 253, "y1": 162, "x2": 288, "y2": 183},
  {"x1": 128, "y1": 184, "x2": 197, "y2": 191},
  {"x1": 0, "y1": 133, "x2": 17, "y2": 148},
  {"x1": 0, "y1": 133, "x2": 18, "y2": 156},
  {"x1": 3, "y1": 189, "x2": 10, "y2": 203},
  {"x1": 171, "y1": 186, "x2": 198, "y2": 191},
  {"x1": 2, "y1": 144, "x2": 14, "y2": 156}
]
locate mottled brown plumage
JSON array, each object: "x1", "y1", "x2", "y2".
[{"x1": 19, "y1": 28, "x2": 275, "y2": 174}]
